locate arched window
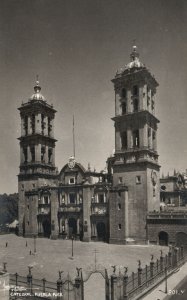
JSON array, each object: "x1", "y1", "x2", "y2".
[
  {"x1": 121, "y1": 88, "x2": 127, "y2": 98},
  {"x1": 31, "y1": 114, "x2": 35, "y2": 134},
  {"x1": 30, "y1": 146, "x2": 35, "y2": 162},
  {"x1": 121, "y1": 101, "x2": 127, "y2": 114},
  {"x1": 48, "y1": 148, "x2": 53, "y2": 163},
  {"x1": 48, "y1": 117, "x2": 51, "y2": 136},
  {"x1": 133, "y1": 85, "x2": 138, "y2": 96},
  {"x1": 133, "y1": 98, "x2": 139, "y2": 112},
  {"x1": 133, "y1": 130, "x2": 139, "y2": 148},
  {"x1": 121, "y1": 131, "x2": 127, "y2": 149},
  {"x1": 41, "y1": 114, "x2": 45, "y2": 135},
  {"x1": 41, "y1": 146, "x2": 46, "y2": 162}
]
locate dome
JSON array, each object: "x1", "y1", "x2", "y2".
[
  {"x1": 30, "y1": 79, "x2": 45, "y2": 101},
  {"x1": 125, "y1": 45, "x2": 144, "y2": 70}
]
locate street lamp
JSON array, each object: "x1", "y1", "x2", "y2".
[
  {"x1": 71, "y1": 235, "x2": 74, "y2": 258},
  {"x1": 34, "y1": 235, "x2": 37, "y2": 254},
  {"x1": 165, "y1": 266, "x2": 168, "y2": 294}
]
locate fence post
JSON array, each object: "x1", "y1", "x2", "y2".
[
  {"x1": 160, "y1": 250, "x2": 164, "y2": 272},
  {"x1": 56, "y1": 271, "x2": 63, "y2": 300},
  {"x1": 111, "y1": 268, "x2": 117, "y2": 300},
  {"x1": 145, "y1": 265, "x2": 148, "y2": 287},
  {"x1": 165, "y1": 254, "x2": 168, "y2": 268},
  {"x1": 15, "y1": 273, "x2": 18, "y2": 287},
  {"x1": 168, "y1": 249, "x2": 172, "y2": 267},
  {"x1": 156, "y1": 259, "x2": 159, "y2": 272},
  {"x1": 123, "y1": 268, "x2": 128, "y2": 300},
  {"x1": 132, "y1": 272, "x2": 135, "y2": 289},
  {"x1": 181, "y1": 246, "x2": 184, "y2": 260},
  {"x1": 138, "y1": 261, "x2": 142, "y2": 286},
  {"x1": 42, "y1": 278, "x2": 46, "y2": 292},
  {"x1": 150, "y1": 256, "x2": 154, "y2": 278},
  {"x1": 174, "y1": 247, "x2": 179, "y2": 267},
  {"x1": 75, "y1": 268, "x2": 83, "y2": 300},
  {"x1": 27, "y1": 266, "x2": 33, "y2": 294}
]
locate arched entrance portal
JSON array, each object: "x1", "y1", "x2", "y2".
[
  {"x1": 42, "y1": 220, "x2": 51, "y2": 238},
  {"x1": 97, "y1": 222, "x2": 106, "y2": 241},
  {"x1": 176, "y1": 232, "x2": 187, "y2": 248},
  {"x1": 158, "y1": 231, "x2": 168, "y2": 246},
  {"x1": 68, "y1": 218, "x2": 77, "y2": 238}
]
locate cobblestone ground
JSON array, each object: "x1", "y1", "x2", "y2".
[{"x1": 0, "y1": 234, "x2": 168, "y2": 300}]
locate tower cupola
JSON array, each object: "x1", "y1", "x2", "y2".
[
  {"x1": 126, "y1": 45, "x2": 144, "y2": 69},
  {"x1": 30, "y1": 78, "x2": 45, "y2": 101}
]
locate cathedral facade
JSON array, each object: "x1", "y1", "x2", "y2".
[{"x1": 18, "y1": 46, "x2": 161, "y2": 243}]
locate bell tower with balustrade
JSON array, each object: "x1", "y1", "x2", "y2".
[
  {"x1": 109, "y1": 46, "x2": 160, "y2": 243},
  {"x1": 18, "y1": 79, "x2": 58, "y2": 237}
]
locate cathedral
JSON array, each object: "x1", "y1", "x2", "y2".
[{"x1": 18, "y1": 46, "x2": 161, "y2": 244}]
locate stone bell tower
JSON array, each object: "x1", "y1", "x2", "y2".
[
  {"x1": 110, "y1": 46, "x2": 160, "y2": 243},
  {"x1": 18, "y1": 79, "x2": 58, "y2": 236}
]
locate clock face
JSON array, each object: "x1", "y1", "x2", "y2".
[{"x1": 151, "y1": 171, "x2": 157, "y2": 186}]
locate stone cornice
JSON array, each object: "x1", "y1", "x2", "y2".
[{"x1": 18, "y1": 134, "x2": 57, "y2": 143}]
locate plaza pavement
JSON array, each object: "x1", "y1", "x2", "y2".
[{"x1": 0, "y1": 234, "x2": 169, "y2": 279}]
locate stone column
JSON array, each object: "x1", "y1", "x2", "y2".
[
  {"x1": 20, "y1": 147, "x2": 24, "y2": 164},
  {"x1": 65, "y1": 219, "x2": 69, "y2": 237},
  {"x1": 35, "y1": 144, "x2": 41, "y2": 162},
  {"x1": 115, "y1": 93, "x2": 121, "y2": 116},
  {"x1": 115, "y1": 131, "x2": 121, "y2": 151},
  {"x1": 28, "y1": 116, "x2": 32, "y2": 135},
  {"x1": 44, "y1": 116, "x2": 48, "y2": 136},
  {"x1": 51, "y1": 118, "x2": 54, "y2": 138},
  {"x1": 77, "y1": 218, "x2": 80, "y2": 235},
  {"x1": 127, "y1": 129, "x2": 132, "y2": 149},
  {"x1": 28, "y1": 194, "x2": 38, "y2": 236},
  {"x1": 143, "y1": 124, "x2": 148, "y2": 148},
  {"x1": 124, "y1": 190, "x2": 129, "y2": 239},
  {"x1": 21, "y1": 117, "x2": 25, "y2": 136},
  {"x1": 82, "y1": 186, "x2": 92, "y2": 242},
  {"x1": 127, "y1": 89, "x2": 131, "y2": 113},
  {"x1": 27, "y1": 146, "x2": 32, "y2": 162},
  {"x1": 139, "y1": 85, "x2": 143, "y2": 111},
  {"x1": 44, "y1": 146, "x2": 48, "y2": 163},
  {"x1": 153, "y1": 131, "x2": 157, "y2": 151},
  {"x1": 51, "y1": 148, "x2": 55, "y2": 166},
  {"x1": 50, "y1": 190, "x2": 59, "y2": 239}
]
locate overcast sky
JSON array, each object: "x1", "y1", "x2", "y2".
[{"x1": 0, "y1": 0, "x2": 187, "y2": 193}]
